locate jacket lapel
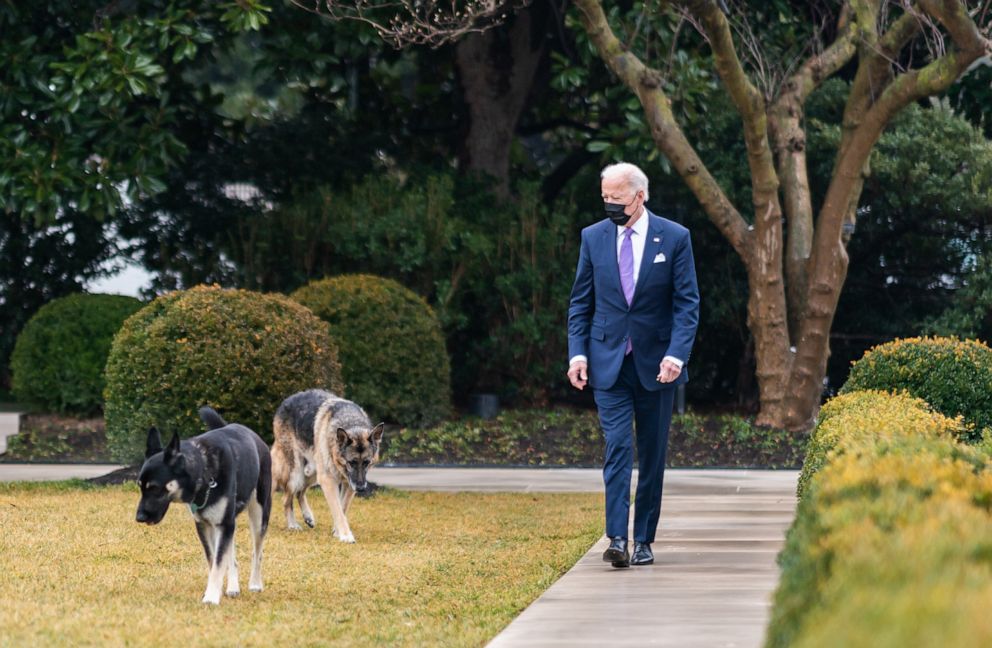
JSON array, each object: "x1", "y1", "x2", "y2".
[
  {"x1": 601, "y1": 222, "x2": 624, "y2": 301},
  {"x1": 632, "y1": 214, "x2": 664, "y2": 306}
]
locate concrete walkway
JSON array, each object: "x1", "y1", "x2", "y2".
[
  {"x1": 0, "y1": 464, "x2": 798, "y2": 647},
  {"x1": 0, "y1": 463, "x2": 125, "y2": 481}
]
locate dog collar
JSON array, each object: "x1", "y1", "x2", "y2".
[{"x1": 189, "y1": 479, "x2": 217, "y2": 514}]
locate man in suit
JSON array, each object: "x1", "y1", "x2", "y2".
[{"x1": 567, "y1": 162, "x2": 699, "y2": 568}]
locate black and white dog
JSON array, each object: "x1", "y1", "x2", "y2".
[{"x1": 135, "y1": 406, "x2": 272, "y2": 605}]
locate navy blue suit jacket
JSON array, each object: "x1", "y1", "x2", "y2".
[{"x1": 567, "y1": 211, "x2": 700, "y2": 391}]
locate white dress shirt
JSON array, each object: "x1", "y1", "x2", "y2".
[{"x1": 570, "y1": 210, "x2": 684, "y2": 370}]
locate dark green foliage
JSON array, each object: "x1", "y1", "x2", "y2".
[
  {"x1": 167, "y1": 172, "x2": 579, "y2": 406},
  {"x1": 292, "y1": 275, "x2": 450, "y2": 428},
  {"x1": 104, "y1": 285, "x2": 343, "y2": 462},
  {"x1": 841, "y1": 337, "x2": 992, "y2": 439},
  {"x1": 0, "y1": 1, "x2": 270, "y2": 222},
  {"x1": 926, "y1": 255, "x2": 992, "y2": 341},
  {"x1": 805, "y1": 83, "x2": 992, "y2": 389},
  {"x1": 0, "y1": 213, "x2": 115, "y2": 386},
  {"x1": 10, "y1": 293, "x2": 142, "y2": 414}
]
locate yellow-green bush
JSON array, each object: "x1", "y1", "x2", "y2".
[
  {"x1": 291, "y1": 274, "x2": 451, "y2": 428},
  {"x1": 792, "y1": 499, "x2": 992, "y2": 647},
  {"x1": 797, "y1": 390, "x2": 962, "y2": 498},
  {"x1": 11, "y1": 293, "x2": 142, "y2": 415},
  {"x1": 841, "y1": 336, "x2": 992, "y2": 439},
  {"x1": 104, "y1": 285, "x2": 343, "y2": 462},
  {"x1": 766, "y1": 389, "x2": 992, "y2": 648}
]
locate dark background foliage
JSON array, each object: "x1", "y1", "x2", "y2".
[{"x1": 2, "y1": 0, "x2": 991, "y2": 416}]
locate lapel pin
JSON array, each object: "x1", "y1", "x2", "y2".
[{"x1": 653, "y1": 237, "x2": 660, "y2": 243}]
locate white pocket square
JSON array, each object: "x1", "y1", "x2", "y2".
[{"x1": 653, "y1": 253, "x2": 666, "y2": 263}]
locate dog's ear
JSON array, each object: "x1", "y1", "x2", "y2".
[
  {"x1": 145, "y1": 427, "x2": 163, "y2": 458},
  {"x1": 371, "y1": 423, "x2": 385, "y2": 444},
  {"x1": 336, "y1": 427, "x2": 351, "y2": 447},
  {"x1": 164, "y1": 431, "x2": 184, "y2": 471}
]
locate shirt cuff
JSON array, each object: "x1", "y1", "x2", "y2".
[
  {"x1": 663, "y1": 355, "x2": 684, "y2": 368},
  {"x1": 569, "y1": 355, "x2": 588, "y2": 366}
]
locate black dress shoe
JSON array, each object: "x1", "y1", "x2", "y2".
[
  {"x1": 631, "y1": 542, "x2": 654, "y2": 566},
  {"x1": 602, "y1": 537, "x2": 630, "y2": 568}
]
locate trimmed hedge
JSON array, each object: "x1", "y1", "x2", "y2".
[
  {"x1": 797, "y1": 390, "x2": 963, "y2": 498},
  {"x1": 291, "y1": 274, "x2": 451, "y2": 428},
  {"x1": 104, "y1": 285, "x2": 343, "y2": 462},
  {"x1": 841, "y1": 336, "x2": 992, "y2": 438},
  {"x1": 10, "y1": 293, "x2": 143, "y2": 415},
  {"x1": 766, "y1": 390, "x2": 992, "y2": 648}
]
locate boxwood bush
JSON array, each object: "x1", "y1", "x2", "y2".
[
  {"x1": 104, "y1": 285, "x2": 343, "y2": 462},
  {"x1": 841, "y1": 336, "x2": 992, "y2": 438},
  {"x1": 766, "y1": 390, "x2": 992, "y2": 648},
  {"x1": 797, "y1": 389, "x2": 962, "y2": 497},
  {"x1": 10, "y1": 293, "x2": 143, "y2": 415},
  {"x1": 291, "y1": 274, "x2": 451, "y2": 428}
]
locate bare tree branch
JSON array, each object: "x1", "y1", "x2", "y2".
[
  {"x1": 572, "y1": 0, "x2": 752, "y2": 258},
  {"x1": 289, "y1": 0, "x2": 529, "y2": 47}
]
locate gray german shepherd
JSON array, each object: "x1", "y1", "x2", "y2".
[
  {"x1": 135, "y1": 406, "x2": 271, "y2": 605},
  {"x1": 271, "y1": 389, "x2": 384, "y2": 542}
]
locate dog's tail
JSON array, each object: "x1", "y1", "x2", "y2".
[{"x1": 198, "y1": 406, "x2": 228, "y2": 430}]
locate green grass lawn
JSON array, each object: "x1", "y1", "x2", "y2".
[{"x1": 0, "y1": 482, "x2": 602, "y2": 647}]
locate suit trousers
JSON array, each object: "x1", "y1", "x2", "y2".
[{"x1": 593, "y1": 354, "x2": 675, "y2": 542}]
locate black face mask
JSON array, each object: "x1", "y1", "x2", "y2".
[{"x1": 605, "y1": 199, "x2": 634, "y2": 226}]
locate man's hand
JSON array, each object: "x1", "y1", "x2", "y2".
[
  {"x1": 567, "y1": 361, "x2": 589, "y2": 390},
  {"x1": 657, "y1": 358, "x2": 682, "y2": 383}
]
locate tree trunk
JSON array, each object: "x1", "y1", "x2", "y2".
[
  {"x1": 454, "y1": 6, "x2": 546, "y2": 198},
  {"x1": 574, "y1": 0, "x2": 991, "y2": 432}
]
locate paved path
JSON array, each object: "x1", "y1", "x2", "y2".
[
  {"x1": 0, "y1": 465, "x2": 797, "y2": 647},
  {"x1": 0, "y1": 463, "x2": 125, "y2": 481},
  {"x1": 478, "y1": 469, "x2": 799, "y2": 648}
]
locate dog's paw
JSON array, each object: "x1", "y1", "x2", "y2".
[
  {"x1": 226, "y1": 588, "x2": 240, "y2": 598},
  {"x1": 249, "y1": 584, "x2": 263, "y2": 593},
  {"x1": 287, "y1": 521, "x2": 303, "y2": 531},
  {"x1": 337, "y1": 531, "x2": 356, "y2": 543},
  {"x1": 202, "y1": 593, "x2": 221, "y2": 605},
  {"x1": 304, "y1": 516, "x2": 315, "y2": 529}
]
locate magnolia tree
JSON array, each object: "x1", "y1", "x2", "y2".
[{"x1": 301, "y1": 0, "x2": 991, "y2": 430}]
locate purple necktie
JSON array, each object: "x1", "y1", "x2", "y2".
[{"x1": 619, "y1": 227, "x2": 634, "y2": 354}]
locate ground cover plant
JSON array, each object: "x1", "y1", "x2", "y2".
[
  {"x1": 385, "y1": 408, "x2": 805, "y2": 468},
  {"x1": 2, "y1": 408, "x2": 806, "y2": 469},
  {"x1": 0, "y1": 481, "x2": 601, "y2": 647}
]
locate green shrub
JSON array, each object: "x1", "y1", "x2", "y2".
[
  {"x1": 10, "y1": 293, "x2": 143, "y2": 414},
  {"x1": 104, "y1": 285, "x2": 343, "y2": 462},
  {"x1": 291, "y1": 274, "x2": 451, "y2": 428},
  {"x1": 766, "y1": 390, "x2": 992, "y2": 648},
  {"x1": 841, "y1": 336, "x2": 992, "y2": 438}
]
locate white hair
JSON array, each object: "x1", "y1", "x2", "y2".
[{"x1": 601, "y1": 162, "x2": 649, "y2": 201}]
